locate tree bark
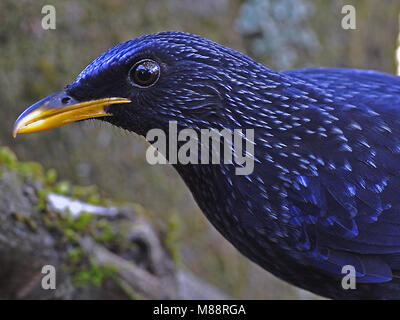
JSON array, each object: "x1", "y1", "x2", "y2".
[{"x1": 0, "y1": 166, "x2": 228, "y2": 300}]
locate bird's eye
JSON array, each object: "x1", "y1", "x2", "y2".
[{"x1": 129, "y1": 59, "x2": 160, "y2": 87}]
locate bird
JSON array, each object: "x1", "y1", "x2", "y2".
[{"x1": 12, "y1": 31, "x2": 400, "y2": 299}]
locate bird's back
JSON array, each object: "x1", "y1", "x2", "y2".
[{"x1": 247, "y1": 67, "x2": 400, "y2": 298}]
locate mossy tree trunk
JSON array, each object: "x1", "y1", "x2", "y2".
[{"x1": 0, "y1": 147, "x2": 228, "y2": 300}]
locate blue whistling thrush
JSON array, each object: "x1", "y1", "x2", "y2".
[{"x1": 13, "y1": 32, "x2": 400, "y2": 299}]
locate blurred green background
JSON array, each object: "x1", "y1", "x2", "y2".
[{"x1": 1, "y1": 0, "x2": 400, "y2": 299}]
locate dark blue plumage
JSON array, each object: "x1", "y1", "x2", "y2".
[{"x1": 29, "y1": 32, "x2": 400, "y2": 298}]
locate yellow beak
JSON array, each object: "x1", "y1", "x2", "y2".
[{"x1": 13, "y1": 90, "x2": 131, "y2": 138}]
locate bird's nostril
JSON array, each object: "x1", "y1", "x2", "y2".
[{"x1": 61, "y1": 96, "x2": 71, "y2": 104}]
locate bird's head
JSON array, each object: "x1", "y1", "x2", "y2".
[{"x1": 14, "y1": 32, "x2": 270, "y2": 138}]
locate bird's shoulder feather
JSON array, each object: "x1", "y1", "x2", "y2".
[{"x1": 250, "y1": 68, "x2": 400, "y2": 283}]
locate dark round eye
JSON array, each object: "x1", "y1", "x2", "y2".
[{"x1": 129, "y1": 59, "x2": 160, "y2": 87}]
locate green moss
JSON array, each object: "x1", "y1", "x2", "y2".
[
  {"x1": 43, "y1": 204, "x2": 126, "y2": 250},
  {"x1": 65, "y1": 246, "x2": 119, "y2": 289},
  {"x1": 36, "y1": 189, "x2": 50, "y2": 211},
  {"x1": 45, "y1": 168, "x2": 58, "y2": 185},
  {"x1": 72, "y1": 259, "x2": 118, "y2": 288},
  {"x1": 67, "y1": 248, "x2": 84, "y2": 265},
  {"x1": 24, "y1": 215, "x2": 39, "y2": 232},
  {"x1": 54, "y1": 181, "x2": 72, "y2": 195},
  {"x1": 72, "y1": 185, "x2": 102, "y2": 205},
  {"x1": 12, "y1": 211, "x2": 38, "y2": 232},
  {"x1": 14, "y1": 161, "x2": 44, "y2": 180},
  {"x1": 63, "y1": 210, "x2": 94, "y2": 232},
  {"x1": 165, "y1": 213, "x2": 181, "y2": 265},
  {"x1": 63, "y1": 228, "x2": 79, "y2": 243},
  {"x1": 0, "y1": 147, "x2": 17, "y2": 167},
  {"x1": 0, "y1": 146, "x2": 173, "y2": 296},
  {"x1": 0, "y1": 147, "x2": 44, "y2": 180},
  {"x1": 46, "y1": 210, "x2": 95, "y2": 243},
  {"x1": 92, "y1": 218, "x2": 113, "y2": 243}
]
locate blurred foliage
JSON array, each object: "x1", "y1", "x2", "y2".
[
  {"x1": 0, "y1": 146, "x2": 141, "y2": 296},
  {"x1": 236, "y1": 0, "x2": 400, "y2": 72},
  {"x1": 236, "y1": 0, "x2": 319, "y2": 69},
  {"x1": 70, "y1": 259, "x2": 119, "y2": 288},
  {"x1": 1, "y1": 0, "x2": 399, "y2": 299}
]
